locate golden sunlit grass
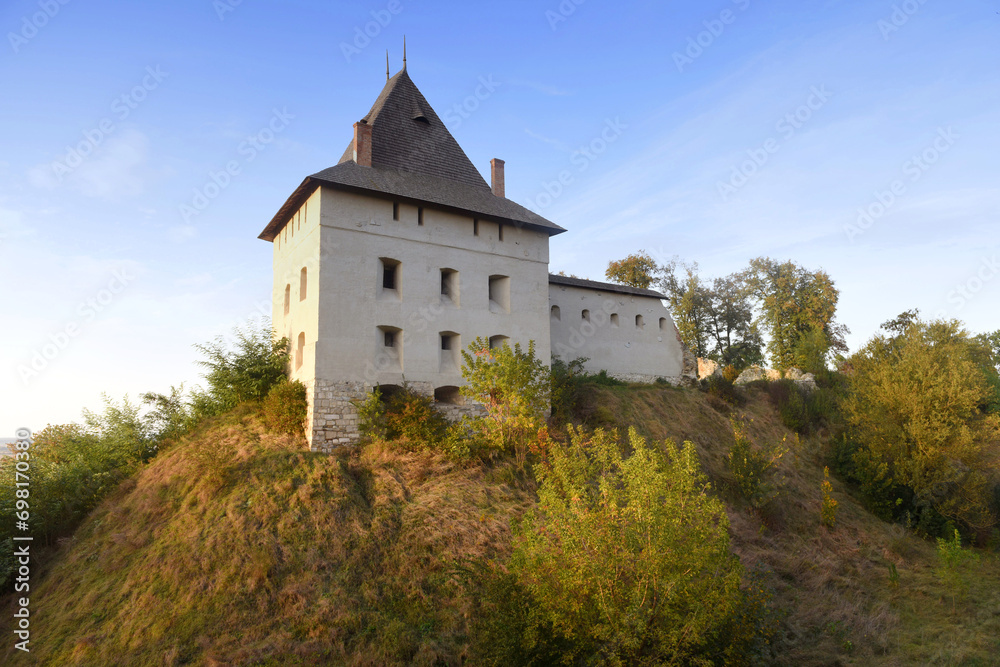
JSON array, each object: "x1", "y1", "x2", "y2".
[{"x1": 3, "y1": 386, "x2": 998, "y2": 665}]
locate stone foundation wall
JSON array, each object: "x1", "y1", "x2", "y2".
[
  {"x1": 306, "y1": 379, "x2": 368, "y2": 453},
  {"x1": 306, "y1": 379, "x2": 490, "y2": 452}
]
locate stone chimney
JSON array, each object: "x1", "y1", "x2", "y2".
[
  {"x1": 490, "y1": 158, "x2": 505, "y2": 198},
  {"x1": 353, "y1": 120, "x2": 372, "y2": 167}
]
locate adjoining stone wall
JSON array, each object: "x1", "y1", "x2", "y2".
[{"x1": 608, "y1": 372, "x2": 683, "y2": 385}]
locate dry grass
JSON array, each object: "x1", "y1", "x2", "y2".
[
  {"x1": 4, "y1": 386, "x2": 999, "y2": 665},
  {"x1": 0, "y1": 412, "x2": 535, "y2": 665}
]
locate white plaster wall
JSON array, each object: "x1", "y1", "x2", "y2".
[
  {"x1": 548, "y1": 284, "x2": 683, "y2": 382},
  {"x1": 272, "y1": 189, "x2": 323, "y2": 388},
  {"x1": 313, "y1": 187, "x2": 552, "y2": 391}
]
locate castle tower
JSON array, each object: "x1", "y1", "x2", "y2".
[{"x1": 258, "y1": 66, "x2": 565, "y2": 451}]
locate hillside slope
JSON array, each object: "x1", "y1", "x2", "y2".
[{"x1": 4, "y1": 388, "x2": 999, "y2": 665}]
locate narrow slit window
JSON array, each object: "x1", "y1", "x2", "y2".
[
  {"x1": 296, "y1": 332, "x2": 305, "y2": 370},
  {"x1": 498, "y1": 224, "x2": 504, "y2": 241},
  {"x1": 473, "y1": 218, "x2": 479, "y2": 236},
  {"x1": 299, "y1": 267, "x2": 307, "y2": 301},
  {"x1": 417, "y1": 207, "x2": 424, "y2": 226},
  {"x1": 284, "y1": 284, "x2": 290, "y2": 316},
  {"x1": 611, "y1": 313, "x2": 619, "y2": 327},
  {"x1": 393, "y1": 202, "x2": 399, "y2": 221}
]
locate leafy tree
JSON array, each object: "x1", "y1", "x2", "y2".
[
  {"x1": 659, "y1": 258, "x2": 713, "y2": 358},
  {"x1": 511, "y1": 425, "x2": 746, "y2": 664},
  {"x1": 605, "y1": 250, "x2": 657, "y2": 289},
  {"x1": 704, "y1": 274, "x2": 765, "y2": 370},
  {"x1": 190, "y1": 319, "x2": 290, "y2": 418},
  {"x1": 842, "y1": 318, "x2": 1000, "y2": 532},
  {"x1": 140, "y1": 385, "x2": 194, "y2": 443},
  {"x1": 460, "y1": 338, "x2": 550, "y2": 467},
  {"x1": 744, "y1": 257, "x2": 848, "y2": 372}
]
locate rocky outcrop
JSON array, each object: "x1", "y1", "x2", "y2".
[
  {"x1": 697, "y1": 358, "x2": 722, "y2": 380},
  {"x1": 732, "y1": 365, "x2": 818, "y2": 391},
  {"x1": 680, "y1": 342, "x2": 699, "y2": 387},
  {"x1": 786, "y1": 367, "x2": 818, "y2": 392}
]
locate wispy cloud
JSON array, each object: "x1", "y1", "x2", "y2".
[
  {"x1": 508, "y1": 79, "x2": 572, "y2": 96},
  {"x1": 524, "y1": 128, "x2": 570, "y2": 152},
  {"x1": 27, "y1": 129, "x2": 151, "y2": 200}
]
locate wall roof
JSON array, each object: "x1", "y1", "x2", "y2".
[{"x1": 548, "y1": 274, "x2": 667, "y2": 299}]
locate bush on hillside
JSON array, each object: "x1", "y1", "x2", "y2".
[
  {"x1": 354, "y1": 384, "x2": 449, "y2": 453},
  {"x1": 190, "y1": 319, "x2": 290, "y2": 418},
  {"x1": 260, "y1": 379, "x2": 308, "y2": 435},
  {"x1": 461, "y1": 338, "x2": 550, "y2": 467},
  {"x1": 727, "y1": 418, "x2": 787, "y2": 510},
  {"x1": 0, "y1": 395, "x2": 160, "y2": 587},
  {"x1": 470, "y1": 424, "x2": 769, "y2": 665},
  {"x1": 842, "y1": 318, "x2": 1000, "y2": 534}
]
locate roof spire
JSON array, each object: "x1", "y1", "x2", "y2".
[
  {"x1": 386, "y1": 50, "x2": 390, "y2": 82},
  {"x1": 403, "y1": 35, "x2": 407, "y2": 70}
]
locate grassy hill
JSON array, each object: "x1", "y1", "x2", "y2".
[{"x1": 4, "y1": 387, "x2": 1000, "y2": 665}]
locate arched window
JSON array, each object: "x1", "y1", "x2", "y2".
[
  {"x1": 283, "y1": 284, "x2": 290, "y2": 316},
  {"x1": 582, "y1": 309, "x2": 591, "y2": 322},
  {"x1": 296, "y1": 332, "x2": 305, "y2": 370},
  {"x1": 550, "y1": 305, "x2": 561, "y2": 321},
  {"x1": 610, "y1": 313, "x2": 619, "y2": 327},
  {"x1": 659, "y1": 317, "x2": 667, "y2": 331},
  {"x1": 299, "y1": 267, "x2": 307, "y2": 301},
  {"x1": 635, "y1": 314, "x2": 644, "y2": 329}
]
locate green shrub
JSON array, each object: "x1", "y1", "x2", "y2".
[
  {"x1": 0, "y1": 395, "x2": 159, "y2": 587},
  {"x1": 727, "y1": 419, "x2": 787, "y2": 509},
  {"x1": 821, "y1": 467, "x2": 838, "y2": 528},
  {"x1": 190, "y1": 320, "x2": 290, "y2": 419},
  {"x1": 722, "y1": 364, "x2": 741, "y2": 384},
  {"x1": 259, "y1": 379, "x2": 307, "y2": 435},
  {"x1": 506, "y1": 425, "x2": 750, "y2": 664},
  {"x1": 383, "y1": 385, "x2": 448, "y2": 449},
  {"x1": 354, "y1": 385, "x2": 448, "y2": 451},
  {"x1": 462, "y1": 338, "x2": 550, "y2": 467},
  {"x1": 701, "y1": 374, "x2": 746, "y2": 407}
]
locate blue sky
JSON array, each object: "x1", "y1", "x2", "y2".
[{"x1": 2, "y1": 0, "x2": 998, "y2": 436}]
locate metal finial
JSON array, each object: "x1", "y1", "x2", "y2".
[
  {"x1": 403, "y1": 35, "x2": 406, "y2": 70},
  {"x1": 386, "y1": 50, "x2": 390, "y2": 81}
]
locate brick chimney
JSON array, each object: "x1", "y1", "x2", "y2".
[
  {"x1": 353, "y1": 120, "x2": 372, "y2": 167},
  {"x1": 490, "y1": 158, "x2": 505, "y2": 198}
]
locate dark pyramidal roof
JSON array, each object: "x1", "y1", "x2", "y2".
[{"x1": 259, "y1": 67, "x2": 565, "y2": 241}]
